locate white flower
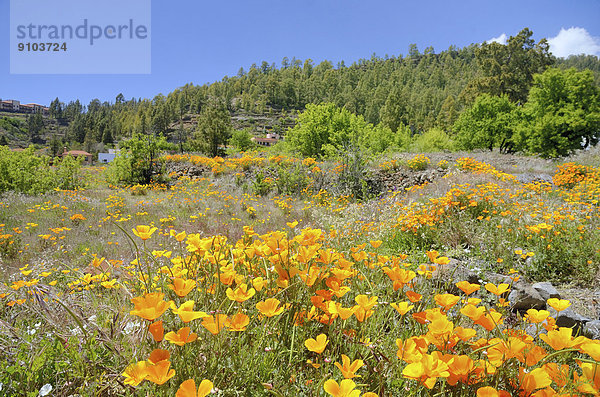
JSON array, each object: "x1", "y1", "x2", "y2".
[
  {"x1": 123, "y1": 321, "x2": 141, "y2": 335},
  {"x1": 39, "y1": 383, "x2": 52, "y2": 396}
]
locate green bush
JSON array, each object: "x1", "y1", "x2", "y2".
[
  {"x1": 0, "y1": 147, "x2": 82, "y2": 194},
  {"x1": 106, "y1": 134, "x2": 168, "y2": 185},
  {"x1": 410, "y1": 128, "x2": 454, "y2": 152}
]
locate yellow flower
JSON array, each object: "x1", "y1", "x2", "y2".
[
  {"x1": 256, "y1": 298, "x2": 285, "y2": 317},
  {"x1": 201, "y1": 314, "x2": 229, "y2": 335},
  {"x1": 323, "y1": 378, "x2": 361, "y2": 397},
  {"x1": 170, "y1": 301, "x2": 209, "y2": 323},
  {"x1": 390, "y1": 301, "x2": 414, "y2": 316},
  {"x1": 525, "y1": 309, "x2": 550, "y2": 324},
  {"x1": 546, "y1": 298, "x2": 571, "y2": 312},
  {"x1": 176, "y1": 379, "x2": 214, "y2": 397},
  {"x1": 227, "y1": 312, "x2": 250, "y2": 332},
  {"x1": 305, "y1": 334, "x2": 329, "y2": 354},
  {"x1": 145, "y1": 360, "x2": 175, "y2": 385},
  {"x1": 122, "y1": 361, "x2": 148, "y2": 386},
  {"x1": 132, "y1": 225, "x2": 157, "y2": 240},
  {"x1": 169, "y1": 277, "x2": 197, "y2": 297},
  {"x1": 130, "y1": 292, "x2": 172, "y2": 321},
  {"x1": 334, "y1": 354, "x2": 364, "y2": 379},
  {"x1": 164, "y1": 326, "x2": 198, "y2": 346},
  {"x1": 226, "y1": 283, "x2": 256, "y2": 302}
]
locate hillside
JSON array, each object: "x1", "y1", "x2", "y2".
[{"x1": 2, "y1": 28, "x2": 599, "y2": 155}]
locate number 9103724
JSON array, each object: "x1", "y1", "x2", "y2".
[{"x1": 18, "y1": 42, "x2": 67, "y2": 51}]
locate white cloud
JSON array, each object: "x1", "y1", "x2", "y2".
[
  {"x1": 486, "y1": 33, "x2": 508, "y2": 45},
  {"x1": 548, "y1": 27, "x2": 600, "y2": 58}
]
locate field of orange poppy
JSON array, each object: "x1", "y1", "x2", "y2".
[{"x1": 1, "y1": 150, "x2": 600, "y2": 396}]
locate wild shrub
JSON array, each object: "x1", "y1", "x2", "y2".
[{"x1": 0, "y1": 146, "x2": 82, "y2": 194}]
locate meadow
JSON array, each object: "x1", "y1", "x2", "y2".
[{"x1": 1, "y1": 150, "x2": 600, "y2": 396}]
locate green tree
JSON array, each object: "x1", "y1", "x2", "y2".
[
  {"x1": 27, "y1": 112, "x2": 44, "y2": 143},
  {"x1": 287, "y1": 103, "x2": 360, "y2": 158},
  {"x1": 519, "y1": 68, "x2": 600, "y2": 157},
  {"x1": 102, "y1": 128, "x2": 114, "y2": 145},
  {"x1": 468, "y1": 28, "x2": 553, "y2": 104},
  {"x1": 107, "y1": 133, "x2": 168, "y2": 185},
  {"x1": 0, "y1": 135, "x2": 8, "y2": 146},
  {"x1": 379, "y1": 86, "x2": 408, "y2": 132},
  {"x1": 49, "y1": 134, "x2": 62, "y2": 157},
  {"x1": 410, "y1": 128, "x2": 454, "y2": 152},
  {"x1": 192, "y1": 100, "x2": 232, "y2": 157},
  {"x1": 49, "y1": 97, "x2": 63, "y2": 119},
  {"x1": 453, "y1": 94, "x2": 518, "y2": 152},
  {"x1": 229, "y1": 129, "x2": 256, "y2": 151}
]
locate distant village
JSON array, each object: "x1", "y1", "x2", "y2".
[
  {"x1": 2, "y1": 97, "x2": 285, "y2": 164},
  {"x1": 0, "y1": 98, "x2": 49, "y2": 115}
]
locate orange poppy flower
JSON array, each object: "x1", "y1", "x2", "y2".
[
  {"x1": 328, "y1": 301, "x2": 356, "y2": 320},
  {"x1": 390, "y1": 301, "x2": 414, "y2": 316},
  {"x1": 434, "y1": 293, "x2": 461, "y2": 311},
  {"x1": 476, "y1": 386, "x2": 510, "y2": 397},
  {"x1": 539, "y1": 327, "x2": 585, "y2": 351},
  {"x1": 169, "y1": 277, "x2": 197, "y2": 297},
  {"x1": 305, "y1": 334, "x2": 328, "y2": 354},
  {"x1": 164, "y1": 326, "x2": 198, "y2": 346},
  {"x1": 176, "y1": 379, "x2": 213, "y2": 397},
  {"x1": 546, "y1": 298, "x2": 571, "y2": 312},
  {"x1": 148, "y1": 348, "x2": 170, "y2": 364},
  {"x1": 146, "y1": 360, "x2": 175, "y2": 385},
  {"x1": 355, "y1": 295, "x2": 377, "y2": 310},
  {"x1": 130, "y1": 292, "x2": 172, "y2": 321},
  {"x1": 525, "y1": 309, "x2": 550, "y2": 324},
  {"x1": 517, "y1": 367, "x2": 551, "y2": 395},
  {"x1": 334, "y1": 354, "x2": 364, "y2": 379},
  {"x1": 455, "y1": 280, "x2": 480, "y2": 295},
  {"x1": 148, "y1": 320, "x2": 164, "y2": 342},
  {"x1": 405, "y1": 290, "x2": 422, "y2": 303},
  {"x1": 226, "y1": 283, "x2": 256, "y2": 302},
  {"x1": 256, "y1": 298, "x2": 285, "y2": 317},
  {"x1": 122, "y1": 361, "x2": 148, "y2": 386},
  {"x1": 323, "y1": 378, "x2": 361, "y2": 397},
  {"x1": 227, "y1": 312, "x2": 250, "y2": 331},
  {"x1": 171, "y1": 301, "x2": 209, "y2": 323},
  {"x1": 575, "y1": 362, "x2": 600, "y2": 395},
  {"x1": 201, "y1": 314, "x2": 229, "y2": 335},
  {"x1": 484, "y1": 283, "x2": 510, "y2": 296},
  {"x1": 402, "y1": 352, "x2": 450, "y2": 389},
  {"x1": 132, "y1": 225, "x2": 157, "y2": 240}
]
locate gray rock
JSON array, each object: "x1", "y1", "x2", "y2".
[
  {"x1": 583, "y1": 320, "x2": 600, "y2": 339},
  {"x1": 508, "y1": 284, "x2": 546, "y2": 311},
  {"x1": 532, "y1": 282, "x2": 560, "y2": 302},
  {"x1": 555, "y1": 307, "x2": 590, "y2": 330},
  {"x1": 433, "y1": 258, "x2": 480, "y2": 285}
]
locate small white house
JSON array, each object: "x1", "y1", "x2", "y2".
[{"x1": 98, "y1": 152, "x2": 117, "y2": 164}]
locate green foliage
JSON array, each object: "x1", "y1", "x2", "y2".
[
  {"x1": 453, "y1": 94, "x2": 519, "y2": 152},
  {"x1": 288, "y1": 103, "x2": 406, "y2": 158},
  {"x1": 409, "y1": 128, "x2": 454, "y2": 152},
  {"x1": 27, "y1": 112, "x2": 44, "y2": 142},
  {"x1": 0, "y1": 147, "x2": 82, "y2": 194},
  {"x1": 191, "y1": 100, "x2": 232, "y2": 157},
  {"x1": 466, "y1": 28, "x2": 553, "y2": 104},
  {"x1": 274, "y1": 163, "x2": 311, "y2": 195},
  {"x1": 251, "y1": 171, "x2": 272, "y2": 196},
  {"x1": 229, "y1": 129, "x2": 256, "y2": 151},
  {"x1": 335, "y1": 144, "x2": 371, "y2": 199},
  {"x1": 519, "y1": 68, "x2": 600, "y2": 158},
  {"x1": 106, "y1": 134, "x2": 168, "y2": 185}
]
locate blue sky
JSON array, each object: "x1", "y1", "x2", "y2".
[{"x1": 1, "y1": 0, "x2": 599, "y2": 106}]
